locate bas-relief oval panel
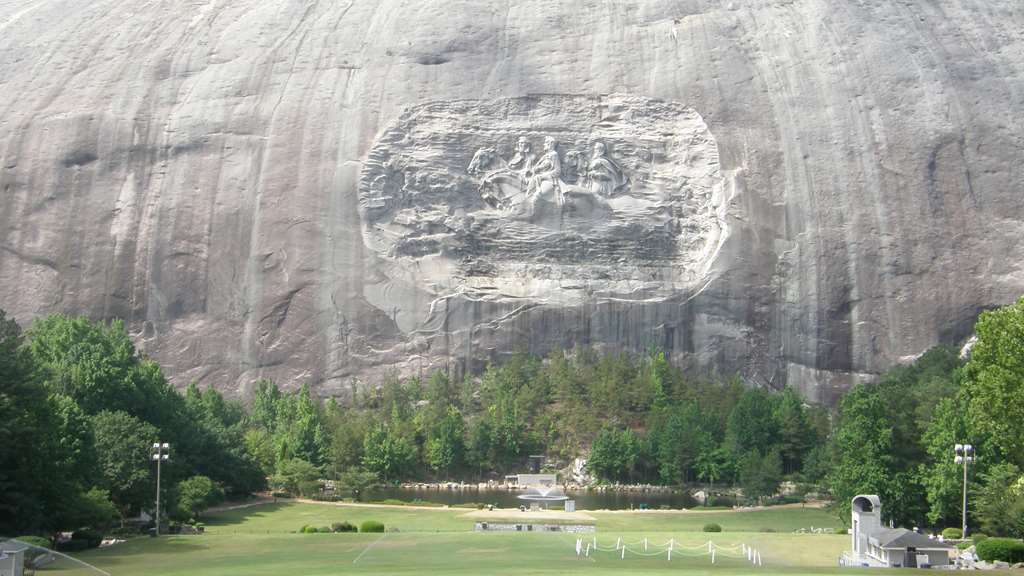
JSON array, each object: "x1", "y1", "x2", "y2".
[{"x1": 358, "y1": 94, "x2": 728, "y2": 332}]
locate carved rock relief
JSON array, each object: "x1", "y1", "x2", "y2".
[{"x1": 358, "y1": 94, "x2": 728, "y2": 329}]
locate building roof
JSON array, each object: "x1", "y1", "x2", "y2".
[{"x1": 869, "y1": 528, "x2": 954, "y2": 550}]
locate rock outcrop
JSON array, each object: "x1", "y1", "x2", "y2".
[{"x1": 1, "y1": 0, "x2": 1022, "y2": 402}]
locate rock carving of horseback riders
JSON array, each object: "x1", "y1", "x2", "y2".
[{"x1": 467, "y1": 136, "x2": 628, "y2": 215}]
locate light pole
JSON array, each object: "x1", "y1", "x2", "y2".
[
  {"x1": 954, "y1": 443, "x2": 974, "y2": 537},
  {"x1": 151, "y1": 442, "x2": 170, "y2": 536}
]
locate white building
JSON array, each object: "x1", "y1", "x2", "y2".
[
  {"x1": 850, "y1": 494, "x2": 953, "y2": 568},
  {"x1": 506, "y1": 473, "x2": 557, "y2": 488},
  {"x1": 0, "y1": 543, "x2": 25, "y2": 576}
]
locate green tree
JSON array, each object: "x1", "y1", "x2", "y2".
[
  {"x1": 466, "y1": 417, "x2": 495, "y2": 479},
  {"x1": 962, "y1": 298, "x2": 1024, "y2": 467},
  {"x1": 175, "y1": 475, "x2": 224, "y2": 521},
  {"x1": 275, "y1": 384, "x2": 329, "y2": 467},
  {"x1": 920, "y1": 397, "x2": 970, "y2": 525},
  {"x1": 655, "y1": 403, "x2": 710, "y2": 484},
  {"x1": 250, "y1": 379, "x2": 282, "y2": 430},
  {"x1": 426, "y1": 407, "x2": 465, "y2": 479},
  {"x1": 588, "y1": 428, "x2": 640, "y2": 483},
  {"x1": 243, "y1": 428, "x2": 277, "y2": 476},
  {"x1": 66, "y1": 487, "x2": 119, "y2": 530},
  {"x1": 739, "y1": 449, "x2": 783, "y2": 504},
  {"x1": 338, "y1": 467, "x2": 378, "y2": 501},
  {"x1": 974, "y1": 463, "x2": 1024, "y2": 538},
  {"x1": 91, "y1": 410, "x2": 158, "y2": 522},
  {"x1": 772, "y1": 387, "x2": 815, "y2": 474},
  {"x1": 26, "y1": 316, "x2": 139, "y2": 415},
  {"x1": 270, "y1": 458, "x2": 320, "y2": 497},
  {"x1": 827, "y1": 385, "x2": 898, "y2": 522},
  {"x1": 725, "y1": 388, "x2": 780, "y2": 456},
  {"x1": 696, "y1": 447, "x2": 731, "y2": 498},
  {"x1": 362, "y1": 424, "x2": 415, "y2": 482}
]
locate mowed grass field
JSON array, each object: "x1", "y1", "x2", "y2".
[{"x1": 41, "y1": 501, "x2": 924, "y2": 575}]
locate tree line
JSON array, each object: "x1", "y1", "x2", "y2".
[
  {"x1": 0, "y1": 313, "x2": 263, "y2": 538},
  {"x1": 3, "y1": 297, "x2": 1024, "y2": 539}
]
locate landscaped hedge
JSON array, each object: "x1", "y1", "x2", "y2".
[
  {"x1": 332, "y1": 522, "x2": 357, "y2": 533},
  {"x1": 975, "y1": 538, "x2": 1024, "y2": 563},
  {"x1": 15, "y1": 536, "x2": 52, "y2": 564},
  {"x1": 941, "y1": 527, "x2": 963, "y2": 540},
  {"x1": 55, "y1": 531, "x2": 102, "y2": 553},
  {"x1": 702, "y1": 523, "x2": 722, "y2": 533},
  {"x1": 360, "y1": 520, "x2": 385, "y2": 533},
  {"x1": 15, "y1": 536, "x2": 51, "y2": 550},
  {"x1": 973, "y1": 533, "x2": 989, "y2": 544}
]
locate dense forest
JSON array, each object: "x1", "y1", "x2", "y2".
[{"x1": 3, "y1": 298, "x2": 1024, "y2": 541}]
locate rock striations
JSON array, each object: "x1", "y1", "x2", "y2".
[{"x1": 1, "y1": 0, "x2": 1022, "y2": 402}]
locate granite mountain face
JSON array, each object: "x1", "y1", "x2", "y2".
[{"x1": 1, "y1": 0, "x2": 1022, "y2": 402}]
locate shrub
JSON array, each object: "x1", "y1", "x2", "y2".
[
  {"x1": 73, "y1": 529, "x2": 103, "y2": 548},
  {"x1": 973, "y1": 533, "x2": 989, "y2": 544},
  {"x1": 706, "y1": 495, "x2": 735, "y2": 508},
  {"x1": 56, "y1": 540, "x2": 90, "y2": 552},
  {"x1": 957, "y1": 541, "x2": 973, "y2": 550},
  {"x1": 15, "y1": 536, "x2": 52, "y2": 564},
  {"x1": 371, "y1": 499, "x2": 415, "y2": 506},
  {"x1": 702, "y1": 523, "x2": 722, "y2": 533},
  {"x1": 300, "y1": 525, "x2": 319, "y2": 534},
  {"x1": 975, "y1": 538, "x2": 1024, "y2": 563},
  {"x1": 360, "y1": 520, "x2": 385, "y2": 533},
  {"x1": 15, "y1": 536, "x2": 51, "y2": 550},
  {"x1": 318, "y1": 526, "x2": 332, "y2": 533},
  {"x1": 332, "y1": 522, "x2": 357, "y2": 533},
  {"x1": 942, "y1": 527, "x2": 963, "y2": 540}
]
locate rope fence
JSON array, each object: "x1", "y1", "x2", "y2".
[{"x1": 574, "y1": 536, "x2": 764, "y2": 566}]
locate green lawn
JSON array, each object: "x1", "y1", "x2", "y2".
[{"x1": 40, "y1": 502, "x2": 935, "y2": 576}]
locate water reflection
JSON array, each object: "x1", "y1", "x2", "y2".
[{"x1": 359, "y1": 486, "x2": 701, "y2": 510}]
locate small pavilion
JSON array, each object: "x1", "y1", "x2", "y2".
[{"x1": 850, "y1": 494, "x2": 953, "y2": 568}]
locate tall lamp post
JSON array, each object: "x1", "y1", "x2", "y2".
[
  {"x1": 151, "y1": 442, "x2": 170, "y2": 536},
  {"x1": 954, "y1": 443, "x2": 974, "y2": 537}
]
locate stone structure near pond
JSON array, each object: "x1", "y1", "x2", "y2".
[
  {"x1": 848, "y1": 495, "x2": 953, "y2": 569},
  {"x1": 1, "y1": 1, "x2": 1023, "y2": 402}
]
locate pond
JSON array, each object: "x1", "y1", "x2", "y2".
[{"x1": 359, "y1": 486, "x2": 705, "y2": 510}]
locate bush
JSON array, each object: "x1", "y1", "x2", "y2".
[
  {"x1": 300, "y1": 525, "x2": 319, "y2": 534},
  {"x1": 332, "y1": 522, "x2": 357, "y2": 533},
  {"x1": 975, "y1": 538, "x2": 1024, "y2": 563},
  {"x1": 15, "y1": 536, "x2": 51, "y2": 550},
  {"x1": 15, "y1": 536, "x2": 52, "y2": 564},
  {"x1": 973, "y1": 533, "x2": 989, "y2": 544},
  {"x1": 942, "y1": 527, "x2": 963, "y2": 540},
  {"x1": 318, "y1": 526, "x2": 332, "y2": 533},
  {"x1": 56, "y1": 540, "x2": 91, "y2": 552},
  {"x1": 369, "y1": 499, "x2": 400, "y2": 506},
  {"x1": 702, "y1": 523, "x2": 722, "y2": 533},
  {"x1": 706, "y1": 495, "x2": 735, "y2": 508},
  {"x1": 957, "y1": 541, "x2": 973, "y2": 550},
  {"x1": 360, "y1": 520, "x2": 385, "y2": 533},
  {"x1": 73, "y1": 529, "x2": 103, "y2": 548}
]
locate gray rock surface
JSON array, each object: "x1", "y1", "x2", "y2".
[{"x1": 1, "y1": 0, "x2": 1022, "y2": 402}]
